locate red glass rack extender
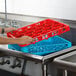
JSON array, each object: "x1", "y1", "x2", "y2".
[{"x1": 7, "y1": 19, "x2": 70, "y2": 47}]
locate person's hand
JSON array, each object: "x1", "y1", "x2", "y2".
[
  {"x1": 5, "y1": 27, "x2": 16, "y2": 33},
  {"x1": 17, "y1": 36, "x2": 34, "y2": 45}
]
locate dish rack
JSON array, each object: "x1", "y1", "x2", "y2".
[
  {"x1": 8, "y1": 36, "x2": 72, "y2": 56},
  {"x1": 7, "y1": 19, "x2": 70, "y2": 47}
]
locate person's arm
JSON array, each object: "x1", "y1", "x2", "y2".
[
  {"x1": 0, "y1": 36, "x2": 19, "y2": 44},
  {"x1": 0, "y1": 36, "x2": 34, "y2": 45},
  {"x1": 0, "y1": 27, "x2": 34, "y2": 44}
]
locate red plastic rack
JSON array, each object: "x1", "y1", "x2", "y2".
[{"x1": 7, "y1": 19, "x2": 70, "y2": 47}]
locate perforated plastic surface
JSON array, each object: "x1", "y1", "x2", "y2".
[
  {"x1": 7, "y1": 19, "x2": 70, "y2": 47},
  {"x1": 8, "y1": 36, "x2": 72, "y2": 56}
]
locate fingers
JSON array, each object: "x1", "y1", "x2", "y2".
[
  {"x1": 27, "y1": 36, "x2": 35, "y2": 43},
  {"x1": 21, "y1": 36, "x2": 35, "y2": 44}
]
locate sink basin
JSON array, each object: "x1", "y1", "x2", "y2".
[
  {"x1": 62, "y1": 54, "x2": 76, "y2": 62},
  {"x1": 54, "y1": 51, "x2": 76, "y2": 67}
]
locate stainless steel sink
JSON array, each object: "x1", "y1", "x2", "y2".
[
  {"x1": 0, "y1": 12, "x2": 75, "y2": 62},
  {"x1": 61, "y1": 54, "x2": 76, "y2": 63},
  {"x1": 54, "y1": 51, "x2": 76, "y2": 66},
  {"x1": 53, "y1": 51, "x2": 76, "y2": 76}
]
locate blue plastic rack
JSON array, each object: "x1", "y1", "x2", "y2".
[{"x1": 8, "y1": 36, "x2": 72, "y2": 56}]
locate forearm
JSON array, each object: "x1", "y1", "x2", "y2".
[{"x1": 0, "y1": 36, "x2": 19, "y2": 44}]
